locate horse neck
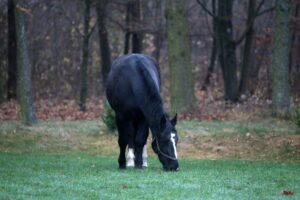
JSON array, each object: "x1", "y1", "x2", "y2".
[{"x1": 142, "y1": 101, "x2": 164, "y2": 137}]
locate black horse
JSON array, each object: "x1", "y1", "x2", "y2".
[{"x1": 106, "y1": 54, "x2": 179, "y2": 171}]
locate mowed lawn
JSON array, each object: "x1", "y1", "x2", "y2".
[
  {"x1": 0, "y1": 120, "x2": 299, "y2": 199},
  {"x1": 0, "y1": 154, "x2": 300, "y2": 200}
]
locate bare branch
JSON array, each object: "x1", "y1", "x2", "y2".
[
  {"x1": 256, "y1": 7, "x2": 275, "y2": 17},
  {"x1": 54, "y1": 4, "x2": 84, "y2": 37},
  {"x1": 195, "y1": 0, "x2": 218, "y2": 18},
  {"x1": 87, "y1": 23, "x2": 97, "y2": 38},
  {"x1": 235, "y1": 0, "x2": 274, "y2": 45}
]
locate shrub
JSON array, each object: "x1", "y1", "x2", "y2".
[
  {"x1": 293, "y1": 106, "x2": 300, "y2": 129},
  {"x1": 101, "y1": 100, "x2": 116, "y2": 131}
]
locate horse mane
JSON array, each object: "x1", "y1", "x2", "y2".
[{"x1": 131, "y1": 56, "x2": 165, "y2": 133}]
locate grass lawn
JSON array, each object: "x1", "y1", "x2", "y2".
[
  {"x1": 0, "y1": 120, "x2": 299, "y2": 199},
  {"x1": 0, "y1": 153, "x2": 299, "y2": 200}
]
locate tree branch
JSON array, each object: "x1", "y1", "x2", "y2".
[
  {"x1": 55, "y1": 5, "x2": 84, "y2": 37},
  {"x1": 256, "y1": 6, "x2": 275, "y2": 17},
  {"x1": 235, "y1": 0, "x2": 274, "y2": 45},
  {"x1": 195, "y1": 0, "x2": 218, "y2": 18}
]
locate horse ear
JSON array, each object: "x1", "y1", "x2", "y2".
[{"x1": 171, "y1": 113, "x2": 177, "y2": 126}]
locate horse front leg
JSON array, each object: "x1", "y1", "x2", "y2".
[
  {"x1": 126, "y1": 146, "x2": 135, "y2": 168},
  {"x1": 118, "y1": 137, "x2": 127, "y2": 169},
  {"x1": 142, "y1": 144, "x2": 148, "y2": 168}
]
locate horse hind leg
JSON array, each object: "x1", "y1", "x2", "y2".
[{"x1": 116, "y1": 114, "x2": 133, "y2": 169}]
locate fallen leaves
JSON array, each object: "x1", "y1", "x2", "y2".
[
  {"x1": 282, "y1": 191, "x2": 294, "y2": 196},
  {"x1": 0, "y1": 98, "x2": 104, "y2": 121}
]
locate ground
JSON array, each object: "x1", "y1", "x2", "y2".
[
  {"x1": 0, "y1": 120, "x2": 299, "y2": 161},
  {"x1": 0, "y1": 120, "x2": 300, "y2": 199},
  {"x1": 1, "y1": 98, "x2": 300, "y2": 199}
]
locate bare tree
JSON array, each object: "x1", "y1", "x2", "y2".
[
  {"x1": 96, "y1": 0, "x2": 111, "y2": 86},
  {"x1": 124, "y1": 0, "x2": 143, "y2": 54},
  {"x1": 196, "y1": 0, "x2": 274, "y2": 102},
  {"x1": 79, "y1": 0, "x2": 93, "y2": 111},
  {"x1": 7, "y1": 0, "x2": 17, "y2": 100}
]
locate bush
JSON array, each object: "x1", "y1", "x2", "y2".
[
  {"x1": 101, "y1": 100, "x2": 116, "y2": 131},
  {"x1": 293, "y1": 106, "x2": 300, "y2": 129}
]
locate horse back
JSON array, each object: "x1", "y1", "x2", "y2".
[{"x1": 106, "y1": 54, "x2": 161, "y2": 118}]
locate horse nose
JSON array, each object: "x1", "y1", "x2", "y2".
[
  {"x1": 171, "y1": 167, "x2": 179, "y2": 171},
  {"x1": 168, "y1": 162, "x2": 179, "y2": 172}
]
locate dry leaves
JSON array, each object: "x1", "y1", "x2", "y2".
[{"x1": 0, "y1": 98, "x2": 104, "y2": 121}]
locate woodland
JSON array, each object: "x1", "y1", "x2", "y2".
[
  {"x1": 0, "y1": 1, "x2": 300, "y2": 199},
  {"x1": 0, "y1": 0, "x2": 299, "y2": 123}
]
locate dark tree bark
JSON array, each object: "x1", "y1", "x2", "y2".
[
  {"x1": 197, "y1": 0, "x2": 272, "y2": 101},
  {"x1": 124, "y1": 2, "x2": 131, "y2": 55},
  {"x1": 152, "y1": 0, "x2": 164, "y2": 61},
  {"x1": 79, "y1": 0, "x2": 91, "y2": 111},
  {"x1": 201, "y1": 0, "x2": 217, "y2": 91},
  {"x1": 96, "y1": 0, "x2": 111, "y2": 87},
  {"x1": 166, "y1": 0, "x2": 197, "y2": 114},
  {"x1": 217, "y1": 0, "x2": 239, "y2": 102},
  {"x1": 272, "y1": 0, "x2": 290, "y2": 118},
  {"x1": 124, "y1": 0, "x2": 143, "y2": 54},
  {"x1": 238, "y1": 0, "x2": 256, "y2": 96},
  {"x1": 7, "y1": 0, "x2": 17, "y2": 100},
  {"x1": 14, "y1": 0, "x2": 37, "y2": 125},
  {"x1": 289, "y1": 3, "x2": 299, "y2": 78},
  {"x1": 131, "y1": 0, "x2": 142, "y2": 53}
]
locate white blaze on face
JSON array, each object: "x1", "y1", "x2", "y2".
[{"x1": 170, "y1": 132, "x2": 178, "y2": 159}]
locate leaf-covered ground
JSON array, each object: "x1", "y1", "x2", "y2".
[
  {"x1": 1, "y1": 93, "x2": 298, "y2": 121},
  {"x1": 0, "y1": 120, "x2": 299, "y2": 161}
]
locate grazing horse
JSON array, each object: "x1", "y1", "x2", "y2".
[{"x1": 106, "y1": 54, "x2": 179, "y2": 171}]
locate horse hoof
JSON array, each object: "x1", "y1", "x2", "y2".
[
  {"x1": 119, "y1": 165, "x2": 126, "y2": 170},
  {"x1": 142, "y1": 162, "x2": 148, "y2": 168},
  {"x1": 135, "y1": 165, "x2": 143, "y2": 169},
  {"x1": 126, "y1": 159, "x2": 135, "y2": 168}
]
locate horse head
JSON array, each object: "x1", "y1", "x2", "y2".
[{"x1": 152, "y1": 114, "x2": 179, "y2": 171}]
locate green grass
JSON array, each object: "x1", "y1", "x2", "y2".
[
  {"x1": 0, "y1": 120, "x2": 299, "y2": 199},
  {"x1": 0, "y1": 153, "x2": 299, "y2": 200}
]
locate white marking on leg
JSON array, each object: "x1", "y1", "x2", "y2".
[
  {"x1": 142, "y1": 144, "x2": 148, "y2": 167},
  {"x1": 126, "y1": 148, "x2": 135, "y2": 167},
  {"x1": 170, "y1": 133, "x2": 178, "y2": 159}
]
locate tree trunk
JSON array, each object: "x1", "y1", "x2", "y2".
[
  {"x1": 124, "y1": 2, "x2": 132, "y2": 54},
  {"x1": 217, "y1": 0, "x2": 239, "y2": 102},
  {"x1": 131, "y1": 0, "x2": 142, "y2": 53},
  {"x1": 166, "y1": 0, "x2": 196, "y2": 114},
  {"x1": 152, "y1": 0, "x2": 164, "y2": 61},
  {"x1": 272, "y1": 0, "x2": 290, "y2": 118},
  {"x1": 96, "y1": 0, "x2": 111, "y2": 86},
  {"x1": 14, "y1": 0, "x2": 37, "y2": 125},
  {"x1": 238, "y1": 0, "x2": 256, "y2": 96},
  {"x1": 79, "y1": 0, "x2": 91, "y2": 111},
  {"x1": 124, "y1": 0, "x2": 143, "y2": 54},
  {"x1": 201, "y1": 0, "x2": 217, "y2": 91},
  {"x1": 7, "y1": 0, "x2": 17, "y2": 100}
]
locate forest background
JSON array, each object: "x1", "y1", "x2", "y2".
[{"x1": 0, "y1": 0, "x2": 299, "y2": 123}]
